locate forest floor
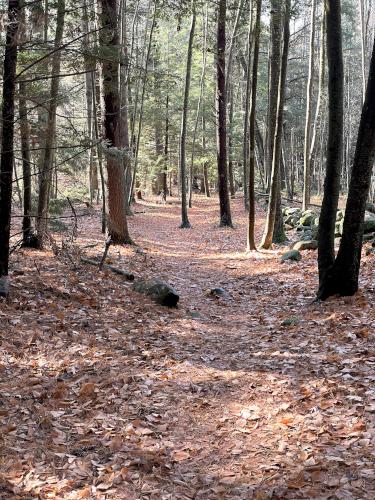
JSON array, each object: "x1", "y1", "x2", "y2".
[{"x1": 1, "y1": 196, "x2": 375, "y2": 499}]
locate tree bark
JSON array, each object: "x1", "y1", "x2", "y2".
[
  {"x1": 0, "y1": 0, "x2": 21, "y2": 282},
  {"x1": 101, "y1": 0, "x2": 132, "y2": 244},
  {"x1": 247, "y1": 0, "x2": 262, "y2": 251},
  {"x1": 217, "y1": 0, "x2": 233, "y2": 227},
  {"x1": 302, "y1": 0, "x2": 316, "y2": 211},
  {"x1": 317, "y1": 0, "x2": 344, "y2": 298},
  {"x1": 261, "y1": 0, "x2": 290, "y2": 248},
  {"x1": 19, "y1": 80, "x2": 34, "y2": 247},
  {"x1": 243, "y1": 1, "x2": 253, "y2": 211},
  {"x1": 35, "y1": 0, "x2": 66, "y2": 249},
  {"x1": 318, "y1": 37, "x2": 375, "y2": 298},
  {"x1": 179, "y1": 3, "x2": 196, "y2": 228}
]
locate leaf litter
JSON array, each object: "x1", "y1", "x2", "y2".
[{"x1": 1, "y1": 197, "x2": 375, "y2": 498}]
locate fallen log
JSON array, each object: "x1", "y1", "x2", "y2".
[{"x1": 80, "y1": 257, "x2": 135, "y2": 281}]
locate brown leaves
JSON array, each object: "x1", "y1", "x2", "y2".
[{"x1": 2, "y1": 197, "x2": 375, "y2": 498}]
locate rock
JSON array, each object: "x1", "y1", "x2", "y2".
[
  {"x1": 285, "y1": 207, "x2": 302, "y2": 216},
  {"x1": 293, "y1": 240, "x2": 318, "y2": 251},
  {"x1": 366, "y1": 247, "x2": 374, "y2": 256},
  {"x1": 335, "y1": 237, "x2": 341, "y2": 248},
  {"x1": 284, "y1": 214, "x2": 299, "y2": 227},
  {"x1": 281, "y1": 316, "x2": 300, "y2": 326},
  {"x1": 366, "y1": 202, "x2": 375, "y2": 213},
  {"x1": 208, "y1": 287, "x2": 231, "y2": 299},
  {"x1": 363, "y1": 232, "x2": 375, "y2": 242},
  {"x1": 281, "y1": 250, "x2": 302, "y2": 262},
  {"x1": 300, "y1": 230, "x2": 313, "y2": 241},
  {"x1": 132, "y1": 279, "x2": 179, "y2": 307},
  {"x1": 299, "y1": 211, "x2": 316, "y2": 227},
  {"x1": 364, "y1": 212, "x2": 375, "y2": 233}
]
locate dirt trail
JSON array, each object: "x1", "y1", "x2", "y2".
[{"x1": 1, "y1": 197, "x2": 375, "y2": 499}]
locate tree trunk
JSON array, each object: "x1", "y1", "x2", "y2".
[
  {"x1": 129, "y1": 3, "x2": 156, "y2": 204},
  {"x1": 0, "y1": 0, "x2": 21, "y2": 283},
  {"x1": 101, "y1": 0, "x2": 132, "y2": 244},
  {"x1": 261, "y1": 0, "x2": 290, "y2": 248},
  {"x1": 228, "y1": 84, "x2": 236, "y2": 198},
  {"x1": 19, "y1": 80, "x2": 35, "y2": 247},
  {"x1": 216, "y1": 0, "x2": 233, "y2": 227},
  {"x1": 318, "y1": 37, "x2": 375, "y2": 298},
  {"x1": 35, "y1": 0, "x2": 66, "y2": 249},
  {"x1": 189, "y1": 5, "x2": 208, "y2": 208},
  {"x1": 317, "y1": 0, "x2": 344, "y2": 298},
  {"x1": 243, "y1": 2, "x2": 253, "y2": 211},
  {"x1": 302, "y1": 0, "x2": 316, "y2": 211},
  {"x1": 265, "y1": 0, "x2": 282, "y2": 190},
  {"x1": 247, "y1": 0, "x2": 262, "y2": 251},
  {"x1": 179, "y1": 4, "x2": 196, "y2": 228}
]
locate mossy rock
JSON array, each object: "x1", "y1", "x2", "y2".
[
  {"x1": 299, "y1": 211, "x2": 316, "y2": 227},
  {"x1": 281, "y1": 250, "x2": 302, "y2": 262},
  {"x1": 284, "y1": 207, "x2": 302, "y2": 216}
]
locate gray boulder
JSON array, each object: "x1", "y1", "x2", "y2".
[
  {"x1": 364, "y1": 212, "x2": 375, "y2": 233},
  {"x1": 281, "y1": 250, "x2": 302, "y2": 262},
  {"x1": 293, "y1": 240, "x2": 318, "y2": 251},
  {"x1": 133, "y1": 279, "x2": 179, "y2": 307}
]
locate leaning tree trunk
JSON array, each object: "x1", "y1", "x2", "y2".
[
  {"x1": 318, "y1": 36, "x2": 375, "y2": 298},
  {"x1": 0, "y1": 0, "x2": 21, "y2": 289},
  {"x1": 317, "y1": 0, "x2": 344, "y2": 298},
  {"x1": 35, "y1": 0, "x2": 66, "y2": 249},
  {"x1": 247, "y1": 0, "x2": 262, "y2": 251},
  {"x1": 179, "y1": 3, "x2": 196, "y2": 228},
  {"x1": 216, "y1": 0, "x2": 233, "y2": 227},
  {"x1": 101, "y1": 0, "x2": 132, "y2": 243},
  {"x1": 302, "y1": 0, "x2": 316, "y2": 211},
  {"x1": 261, "y1": 0, "x2": 290, "y2": 249}
]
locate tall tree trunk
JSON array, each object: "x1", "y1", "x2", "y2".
[
  {"x1": 202, "y1": 114, "x2": 210, "y2": 197},
  {"x1": 216, "y1": 0, "x2": 233, "y2": 227},
  {"x1": 309, "y1": 8, "x2": 325, "y2": 174},
  {"x1": 129, "y1": 3, "x2": 156, "y2": 204},
  {"x1": 19, "y1": 80, "x2": 34, "y2": 247},
  {"x1": 265, "y1": 0, "x2": 282, "y2": 191},
  {"x1": 318, "y1": 38, "x2": 375, "y2": 298},
  {"x1": 247, "y1": 0, "x2": 262, "y2": 251},
  {"x1": 302, "y1": 0, "x2": 316, "y2": 211},
  {"x1": 317, "y1": 0, "x2": 344, "y2": 298},
  {"x1": 163, "y1": 94, "x2": 169, "y2": 201},
  {"x1": 101, "y1": 0, "x2": 132, "y2": 243},
  {"x1": 261, "y1": 0, "x2": 290, "y2": 248},
  {"x1": 243, "y1": 1, "x2": 253, "y2": 211},
  {"x1": 0, "y1": 0, "x2": 21, "y2": 288},
  {"x1": 359, "y1": 0, "x2": 366, "y2": 104},
  {"x1": 35, "y1": 0, "x2": 66, "y2": 249},
  {"x1": 189, "y1": 5, "x2": 208, "y2": 208},
  {"x1": 228, "y1": 85, "x2": 236, "y2": 198},
  {"x1": 179, "y1": 3, "x2": 196, "y2": 228}
]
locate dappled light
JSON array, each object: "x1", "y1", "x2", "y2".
[{"x1": 1, "y1": 197, "x2": 375, "y2": 498}]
